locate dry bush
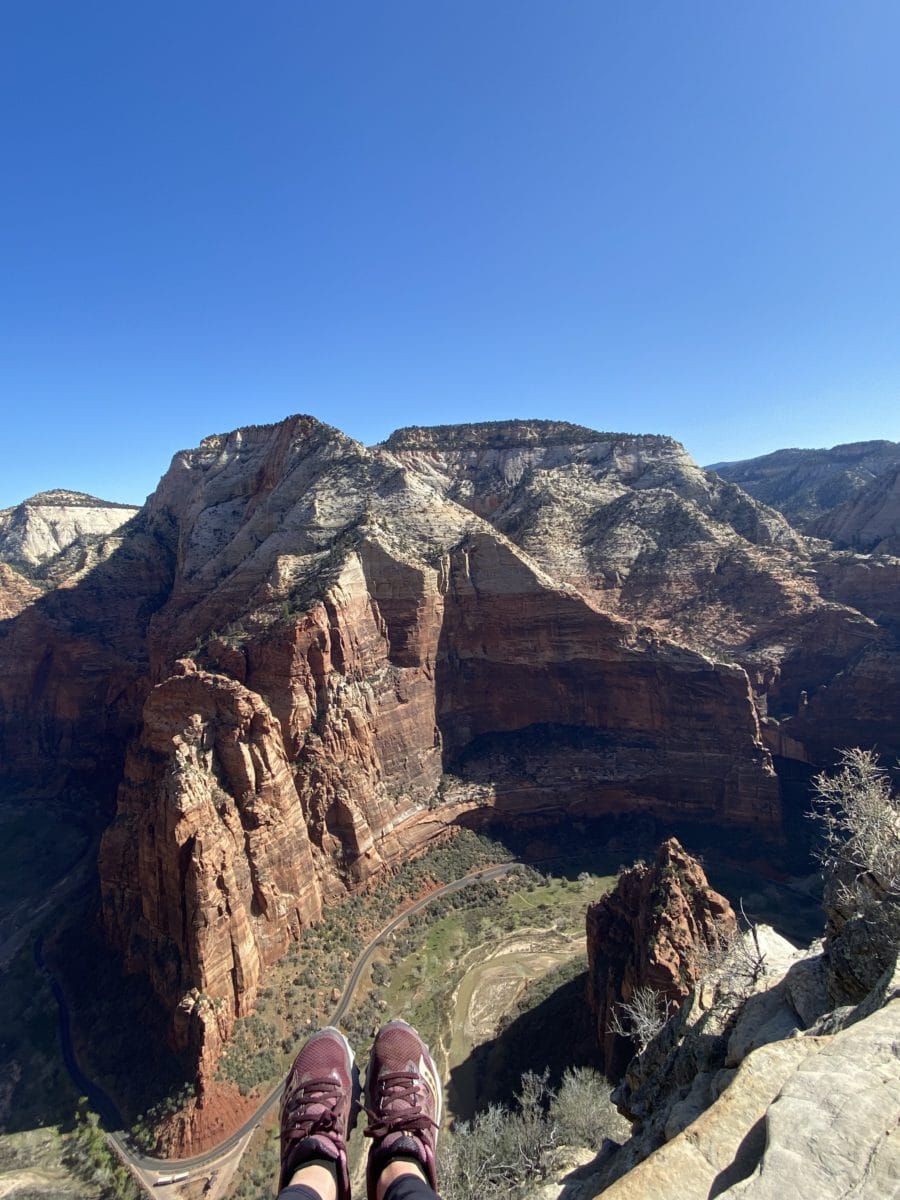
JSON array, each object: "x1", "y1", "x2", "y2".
[
  {"x1": 608, "y1": 986, "x2": 674, "y2": 1052},
  {"x1": 439, "y1": 1067, "x2": 622, "y2": 1200},
  {"x1": 812, "y1": 748, "x2": 900, "y2": 898},
  {"x1": 549, "y1": 1066, "x2": 626, "y2": 1149},
  {"x1": 439, "y1": 1071, "x2": 556, "y2": 1200},
  {"x1": 811, "y1": 748, "x2": 900, "y2": 978},
  {"x1": 696, "y1": 917, "x2": 767, "y2": 1009}
]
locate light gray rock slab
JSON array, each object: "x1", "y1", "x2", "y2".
[
  {"x1": 728, "y1": 997, "x2": 900, "y2": 1199},
  {"x1": 596, "y1": 1038, "x2": 820, "y2": 1200},
  {"x1": 663, "y1": 1071, "x2": 717, "y2": 1140},
  {"x1": 726, "y1": 989, "x2": 802, "y2": 1066},
  {"x1": 782, "y1": 952, "x2": 830, "y2": 1026}
]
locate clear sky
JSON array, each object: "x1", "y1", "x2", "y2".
[{"x1": 3, "y1": 1, "x2": 900, "y2": 508}]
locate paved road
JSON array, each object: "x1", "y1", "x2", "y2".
[{"x1": 49, "y1": 861, "x2": 516, "y2": 1183}]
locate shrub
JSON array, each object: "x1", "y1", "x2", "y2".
[
  {"x1": 812, "y1": 748, "x2": 900, "y2": 899},
  {"x1": 439, "y1": 1068, "x2": 624, "y2": 1200},
  {"x1": 811, "y1": 747, "x2": 900, "y2": 988},
  {"x1": 696, "y1": 920, "x2": 767, "y2": 1009},
  {"x1": 66, "y1": 1106, "x2": 142, "y2": 1200},
  {"x1": 608, "y1": 986, "x2": 673, "y2": 1053},
  {"x1": 549, "y1": 1066, "x2": 624, "y2": 1150},
  {"x1": 439, "y1": 1071, "x2": 556, "y2": 1200}
]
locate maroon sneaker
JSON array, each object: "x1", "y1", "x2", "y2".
[
  {"x1": 279, "y1": 1026, "x2": 357, "y2": 1197},
  {"x1": 364, "y1": 1020, "x2": 442, "y2": 1199}
]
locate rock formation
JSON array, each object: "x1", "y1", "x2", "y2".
[
  {"x1": 586, "y1": 838, "x2": 736, "y2": 1078},
  {"x1": 4, "y1": 415, "x2": 900, "y2": 1088},
  {"x1": 0, "y1": 563, "x2": 41, "y2": 620},
  {"x1": 0, "y1": 508, "x2": 170, "y2": 795},
  {"x1": 100, "y1": 659, "x2": 325, "y2": 1076},
  {"x1": 89, "y1": 420, "x2": 781, "y2": 1081},
  {"x1": 583, "y1": 757, "x2": 900, "y2": 1200},
  {"x1": 0, "y1": 489, "x2": 139, "y2": 571},
  {"x1": 810, "y1": 460, "x2": 900, "y2": 555},
  {"x1": 387, "y1": 422, "x2": 898, "y2": 742},
  {"x1": 709, "y1": 439, "x2": 900, "y2": 529},
  {"x1": 593, "y1": 945, "x2": 899, "y2": 1200}
]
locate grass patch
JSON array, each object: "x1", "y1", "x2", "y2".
[{"x1": 506, "y1": 873, "x2": 612, "y2": 933}]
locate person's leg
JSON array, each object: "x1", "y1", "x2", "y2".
[
  {"x1": 379, "y1": 1164, "x2": 437, "y2": 1200},
  {"x1": 277, "y1": 1027, "x2": 357, "y2": 1200},
  {"x1": 364, "y1": 1020, "x2": 442, "y2": 1200}
]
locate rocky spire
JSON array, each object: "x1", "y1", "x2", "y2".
[{"x1": 586, "y1": 838, "x2": 737, "y2": 1078}]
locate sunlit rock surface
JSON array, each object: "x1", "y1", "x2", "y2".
[{"x1": 4, "y1": 416, "x2": 900, "y2": 1086}]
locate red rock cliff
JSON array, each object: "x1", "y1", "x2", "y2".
[
  {"x1": 89, "y1": 419, "x2": 780, "y2": 1081},
  {"x1": 11, "y1": 416, "x2": 900, "y2": 1091},
  {"x1": 586, "y1": 837, "x2": 737, "y2": 1078}
]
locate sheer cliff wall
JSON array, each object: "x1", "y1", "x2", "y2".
[{"x1": 4, "y1": 415, "x2": 900, "y2": 1083}]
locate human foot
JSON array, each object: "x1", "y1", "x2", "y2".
[
  {"x1": 364, "y1": 1020, "x2": 442, "y2": 1199},
  {"x1": 279, "y1": 1026, "x2": 357, "y2": 1198}
]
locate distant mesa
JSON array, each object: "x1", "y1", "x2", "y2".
[
  {"x1": 381, "y1": 418, "x2": 672, "y2": 452},
  {"x1": 7, "y1": 487, "x2": 138, "y2": 511},
  {"x1": 0, "y1": 488, "x2": 139, "y2": 570},
  {"x1": 709, "y1": 439, "x2": 900, "y2": 532}
]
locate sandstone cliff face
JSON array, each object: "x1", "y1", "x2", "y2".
[
  {"x1": 709, "y1": 439, "x2": 900, "y2": 529},
  {"x1": 810, "y1": 549, "x2": 900, "y2": 635},
  {"x1": 586, "y1": 838, "x2": 736, "y2": 1078},
  {"x1": 387, "y1": 421, "x2": 897, "y2": 738},
  {"x1": 0, "y1": 563, "x2": 41, "y2": 620},
  {"x1": 0, "y1": 489, "x2": 139, "y2": 570},
  {"x1": 100, "y1": 660, "x2": 324, "y2": 1080},
  {"x1": 87, "y1": 419, "x2": 779, "y2": 1080},
  {"x1": 0, "y1": 509, "x2": 172, "y2": 794},
  {"x1": 4, "y1": 415, "x2": 900, "y2": 1089},
  {"x1": 810, "y1": 460, "x2": 900, "y2": 555}
]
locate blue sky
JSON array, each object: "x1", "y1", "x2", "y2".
[{"x1": 3, "y1": 2, "x2": 900, "y2": 508}]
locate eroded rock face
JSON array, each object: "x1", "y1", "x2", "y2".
[
  {"x1": 88, "y1": 420, "x2": 779, "y2": 1080},
  {"x1": 820, "y1": 856, "x2": 899, "y2": 1007},
  {"x1": 586, "y1": 838, "x2": 737, "y2": 1078},
  {"x1": 709, "y1": 439, "x2": 900, "y2": 530},
  {"x1": 388, "y1": 422, "x2": 900, "y2": 749},
  {"x1": 4, "y1": 416, "x2": 900, "y2": 1089},
  {"x1": 0, "y1": 489, "x2": 139, "y2": 569},
  {"x1": 593, "y1": 946, "x2": 900, "y2": 1200},
  {"x1": 811, "y1": 460, "x2": 900, "y2": 555},
  {"x1": 0, "y1": 510, "x2": 171, "y2": 795},
  {"x1": 0, "y1": 563, "x2": 41, "y2": 620},
  {"x1": 100, "y1": 661, "x2": 325, "y2": 1080}
]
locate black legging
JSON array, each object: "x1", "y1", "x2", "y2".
[{"x1": 279, "y1": 1175, "x2": 439, "y2": 1200}]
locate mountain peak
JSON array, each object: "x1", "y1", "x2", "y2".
[
  {"x1": 11, "y1": 488, "x2": 135, "y2": 511},
  {"x1": 382, "y1": 419, "x2": 674, "y2": 453}
]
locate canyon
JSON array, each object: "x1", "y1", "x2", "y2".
[{"x1": 2, "y1": 416, "x2": 900, "y2": 1104}]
